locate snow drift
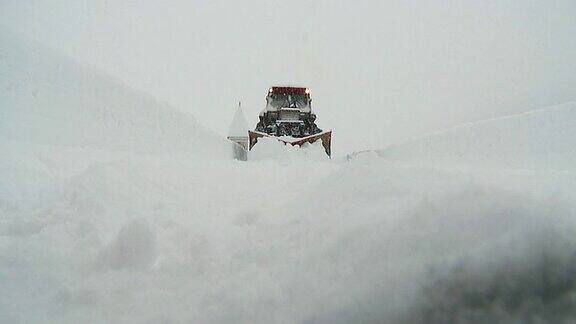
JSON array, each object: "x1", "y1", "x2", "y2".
[
  {"x1": 2, "y1": 26, "x2": 576, "y2": 324},
  {"x1": 0, "y1": 27, "x2": 230, "y2": 156},
  {"x1": 378, "y1": 101, "x2": 576, "y2": 171}
]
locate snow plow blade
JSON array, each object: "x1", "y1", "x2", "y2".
[{"x1": 249, "y1": 130, "x2": 332, "y2": 157}]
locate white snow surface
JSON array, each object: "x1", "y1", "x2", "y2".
[
  {"x1": 378, "y1": 101, "x2": 576, "y2": 171},
  {"x1": 248, "y1": 137, "x2": 329, "y2": 162},
  {"x1": 3, "y1": 28, "x2": 576, "y2": 323},
  {"x1": 0, "y1": 27, "x2": 231, "y2": 157}
]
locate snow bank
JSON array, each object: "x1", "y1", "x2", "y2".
[
  {"x1": 273, "y1": 156, "x2": 576, "y2": 323},
  {"x1": 379, "y1": 102, "x2": 576, "y2": 171},
  {"x1": 0, "y1": 27, "x2": 230, "y2": 157},
  {"x1": 4, "y1": 148, "x2": 574, "y2": 323}
]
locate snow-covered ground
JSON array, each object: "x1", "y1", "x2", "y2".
[
  {"x1": 378, "y1": 101, "x2": 576, "y2": 172},
  {"x1": 2, "y1": 28, "x2": 576, "y2": 323}
]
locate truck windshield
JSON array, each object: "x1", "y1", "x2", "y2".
[{"x1": 269, "y1": 93, "x2": 309, "y2": 109}]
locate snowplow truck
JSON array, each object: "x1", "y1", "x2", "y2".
[{"x1": 249, "y1": 87, "x2": 332, "y2": 157}]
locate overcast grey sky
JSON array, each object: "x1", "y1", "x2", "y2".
[{"x1": 2, "y1": 0, "x2": 575, "y2": 153}]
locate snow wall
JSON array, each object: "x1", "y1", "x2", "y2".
[{"x1": 0, "y1": 27, "x2": 231, "y2": 157}]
